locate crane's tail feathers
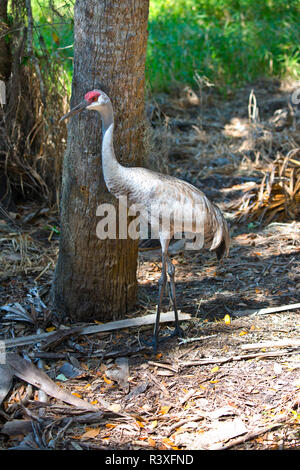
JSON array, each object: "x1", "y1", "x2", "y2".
[
  {"x1": 209, "y1": 209, "x2": 230, "y2": 260},
  {"x1": 215, "y1": 237, "x2": 228, "y2": 260}
]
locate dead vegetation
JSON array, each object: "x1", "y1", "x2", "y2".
[
  {"x1": 0, "y1": 79, "x2": 300, "y2": 450},
  {"x1": 0, "y1": 0, "x2": 67, "y2": 208},
  {"x1": 234, "y1": 149, "x2": 300, "y2": 224}
]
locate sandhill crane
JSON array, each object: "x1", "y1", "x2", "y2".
[{"x1": 60, "y1": 89, "x2": 230, "y2": 351}]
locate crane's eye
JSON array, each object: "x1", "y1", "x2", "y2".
[{"x1": 92, "y1": 95, "x2": 98, "y2": 102}]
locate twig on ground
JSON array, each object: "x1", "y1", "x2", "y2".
[
  {"x1": 179, "y1": 349, "x2": 298, "y2": 368},
  {"x1": 241, "y1": 338, "x2": 300, "y2": 350}
]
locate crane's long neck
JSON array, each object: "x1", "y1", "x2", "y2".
[{"x1": 99, "y1": 103, "x2": 123, "y2": 195}]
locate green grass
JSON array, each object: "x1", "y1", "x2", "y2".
[
  {"x1": 28, "y1": 0, "x2": 300, "y2": 94},
  {"x1": 147, "y1": 0, "x2": 300, "y2": 91}
]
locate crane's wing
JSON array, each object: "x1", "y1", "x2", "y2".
[{"x1": 121, "y1": 167, "x2": 230, "y2": 258}]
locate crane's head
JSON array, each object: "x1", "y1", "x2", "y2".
[{"x1": 60, "y1": 89, "x2": 110, "y2": 122}]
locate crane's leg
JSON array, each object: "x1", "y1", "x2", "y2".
[
  {"x1": 152, "y1": 250, "x2": 168, "y2": 350},
  {"x1": 142, "y1": 239, "x2": 169, "y2": 352},
  {"x1": 142, "y1": 239, "x2": 183, "y2": 352},
  {"x1": 167, "y1": 256, "x2": 184, "y2": 338}
]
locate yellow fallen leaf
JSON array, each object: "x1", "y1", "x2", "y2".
[
  {"x1": 209, "y1": 380, "x2": 219, "y2": 384},
  {"x1": 103, "y1": 374, "x2": 113, "y2": 384},
  {"x1": 163, "y1": 438, "x2": 176, "y2": 447},
  {"x1": 239, "y1": 330, "x2": 247, "y2": 336},
  {"x1": 210, "y1": 366, "x2": 219, "y2": 373},
  {"x1": 224, "y1": 314, "x2": 231, "y2": 325},
  {"x1": 150, "y1": 420, "x2": 158, "y2": 429},
  {"x1": 148, "y1": 437, "x2": 156, "y2": 447},
  {"x1": 136, "y1": 420, "x2": 144, "y2": 428},
  {"x1": 291, "y1": 410, "x2": 300, "y2": 424},
  {"x1": 159, "y1": 405, "x2": 171, "y2": 415},
  {"x1": 46, "y1": 326, "x2": 56, "y2": 332},
  {"x1": 105, "y1": 423, "x2": 116, "y2": 428},
  {"x1": 81, "y1": 427, "x2": 100, "y2": 439},
  {"x1": 71, "y1": 392, "x2": 82, "y2": 398}
]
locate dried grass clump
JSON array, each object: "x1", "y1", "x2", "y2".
[
  {"x1": 0, "y1": 223, "x2": 56, "y2": 281},
  {"x1": 0, "y1": 0, "x2": 67, "y2": 208},
  {"x1": 235, "y1": 148, "x2": 300, "y2": 224},
  {"x1": 1, "y1": 67, "x2": 67, "y2": 204}
]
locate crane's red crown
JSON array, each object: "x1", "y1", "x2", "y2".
[{"x1": 85, "y1": 90, "x2": 101, "y2": 102}]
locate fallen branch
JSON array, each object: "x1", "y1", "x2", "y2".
[
  {"x1": 168, "y1": 414, "x2": 206, "y2": 434},
  {"x1": 241, "y1": 338, "x2": 300, "y2": 351},
  {"x1": 216, "y1": 402, "x2": 299, "y2": 450},
  {"x1": 178, "y1": 334, "x2": 217, "y2": 345},
  {"x1": 215, "y1": 421, "x2": 286, "y2": 450},
  {"x1": 147, "y1": 361, "x2": 178, "y2": 373},
  {"x1": 233, "y1": 302, "x2": 300, "y2": 318},
  {"x1": 179, "y1": 349, "x2": 297, "y2": 368},
  {"x1": 2, "y1": 311, "x2": 191, "y2": 349}
]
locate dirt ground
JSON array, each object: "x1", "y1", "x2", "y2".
[{"x1": 0, "y1": 79, "x2": 299, "y2": 450}]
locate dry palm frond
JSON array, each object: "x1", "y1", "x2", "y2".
[{"x1": 235, "y1": 148, "x2": 300, "y2": 224}]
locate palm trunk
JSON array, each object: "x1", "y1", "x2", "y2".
[{"x1": 52, "y1": 0, "x2": 149, "y2": 321}]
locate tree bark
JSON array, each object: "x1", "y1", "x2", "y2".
[{"x1": 52, "y1": 0, "x2": 149, "y2": 321}]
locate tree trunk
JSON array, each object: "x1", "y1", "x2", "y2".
[{"x1": 52, "y1": 0, "x2": 149, "y2": 321}]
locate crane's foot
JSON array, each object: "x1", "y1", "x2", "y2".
[
  {"x1": 170, "y1": 324, "x2": 185, "y2": 339},
  {"x1": 141, "y1": 336, "x2": 159, "y2": 354},
  {"x1": 141, "y1": 325, "x2": 184, "y2": 353}
]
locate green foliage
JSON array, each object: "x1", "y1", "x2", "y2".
[
  {"x1": 147, "y1": 0, "x2": 300, "y2": 91},
  {"x1": 30, "y1": 0, "x2": 300, "y2": 94},
  {"x1": 31, "y1": 0, "x2": 74, "y2": 91}
]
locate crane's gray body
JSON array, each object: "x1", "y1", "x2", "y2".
[{"x1": 102, "y1": 122, "x2": 230, "y2": 255}]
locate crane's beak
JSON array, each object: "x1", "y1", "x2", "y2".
[{"x1": 60, "y1": 100, "x2": 89, "y2": 122}]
